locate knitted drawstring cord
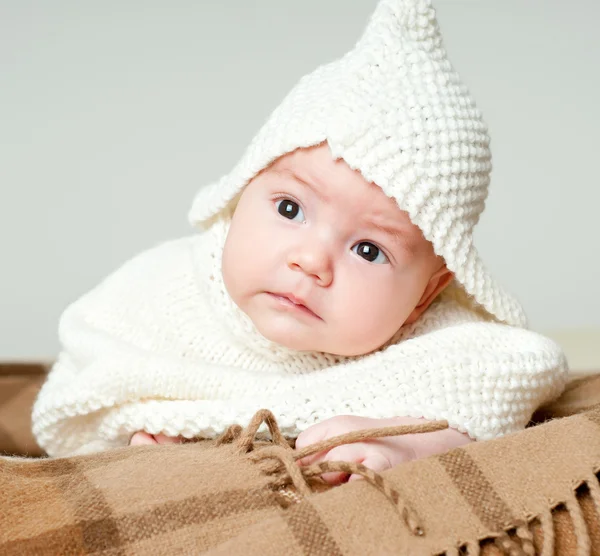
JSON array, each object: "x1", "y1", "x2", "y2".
[{"x1": 216, "y1": 408, "x2": 449, "y2": 537}]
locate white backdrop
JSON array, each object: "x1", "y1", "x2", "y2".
[{"x1": 1, "y1": 0, "x2": 598, "y2": 368}]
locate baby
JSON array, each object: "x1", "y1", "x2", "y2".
[
  {"x1": 131, "y1": 144, "x2": 469, "y2": 480},
  {"x1": 33, "y1": 0, "x2": 568, "y2": 481}
]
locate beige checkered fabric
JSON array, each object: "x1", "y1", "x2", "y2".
[
  {"x1": 0, "y1": 363, "x2": 47, "y2": 457},
  {"x1": 1, "y1": 374, "x2": 600, "y2": 555}
]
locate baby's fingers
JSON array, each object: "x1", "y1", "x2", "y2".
[
  {"x1": 315, "y1": 444, "x2": 368, "y2": 485},
  {"x1": 129, "y1": 432, "x2": 184, "y2": 446},
  {"x1": 129, "y1": 431, "x2": 158, "y2": 446},
  {"x1": 295, "y1": 424, "x2": 330, "y2": 465},
  {"x1": 348, "y1": 452, "x2": 392, "y2": 482},
  {"x1": 153, "y1": 433, "x2": 184, "y2": 445}
]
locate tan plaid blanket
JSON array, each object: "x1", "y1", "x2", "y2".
[
  {"x1": 0, "y1": 363, "x2": 47, "y2": 457},
  {"x1": 1, "y1": 373, "x2": 600, "y2": 555}
]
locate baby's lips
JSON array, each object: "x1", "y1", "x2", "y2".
[{"x1": 269, "y1": 291, "x2": 322, "y2": 319}]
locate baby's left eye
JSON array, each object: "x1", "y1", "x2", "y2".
[
  {"x1": 351, "y1": 242, "x2": 389, "y2": 264},
  {"x1": 275, "y1": 198, "x2": 305, "y2": 222}
]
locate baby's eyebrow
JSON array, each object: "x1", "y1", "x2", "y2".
[
  {"x1": 368, "y1": 220, "x2": 418, "y2": 253},
  {"x1": 371, "y1": 221, "x2": 408, "y2": 242},
  {"x1": 371, "y1": 222, "x2": 401, "y2": 240},
  {"x1": 277, "y1": 168, "x2": 329, "y2": 202}
]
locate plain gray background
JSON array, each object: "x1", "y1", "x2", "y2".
[{"x1": 1, "y1": 0, "x2": 599, "y2": 362}]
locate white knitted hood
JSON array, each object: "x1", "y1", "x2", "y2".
[{"x1": 188, "y1": 0, "x2": 526, "y2": 328}]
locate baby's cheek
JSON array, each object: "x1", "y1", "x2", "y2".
[{"x1": 339, "y1": 293, "x2": 406, "y2": 348}]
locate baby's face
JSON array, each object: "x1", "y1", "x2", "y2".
[{"x1": 222, "y1": 144, "x2": 449, "y2": 356}]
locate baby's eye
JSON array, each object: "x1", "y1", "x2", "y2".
[
  {"x1": 352, "y1": 241, "x2": 389, "y2": 264},
  {"x1": 275, "y1": 198, "x2": 305, "y2": 222}
]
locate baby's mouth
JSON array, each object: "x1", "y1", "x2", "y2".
[{"x1": 266, "y1": 292, "x2": 322, "y2": 320}]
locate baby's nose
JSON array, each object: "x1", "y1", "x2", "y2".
[{"x1": 287, "y1": 242, "x2": 333, "y2": 287}]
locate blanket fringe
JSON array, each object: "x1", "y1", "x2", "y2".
[
  {"x1": 587, "y1": 472, "x2": 600, "y2": 520},
  {"x1": 565, "y1": 495, "x2": 591, "y2": 556},
  {"x1": 216, "y1": 410, "x2": 600, "y2": 555},
  {"x1": 538, "y1": 508, "x2": 555, "y2": 556},
  {"x1": 448, "y1": 473, "x2": 600, "y2": 556},
  {"x1": 493, "y1": 532, "x2": 528, "y2": 556},
  {"x1": 465, "y1": 541, "x2": 481, "y2": 556},
  {"x1": 514, "y1": 520, "x2": 535, "y2": 555}
]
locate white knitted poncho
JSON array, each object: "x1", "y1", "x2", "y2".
[
  {"x1": 32, "y1": 217, "x2": 567, "y2": 457},
  {"x1": 33, "y1": 0, "x2": 569, "y2": 456}
]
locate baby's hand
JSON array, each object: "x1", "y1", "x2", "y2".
[
  {"x1": 129, "y1": 431, "x2": 184, "y2": 446},
  {"x1": 295, "y1": 415, "x2": 472, "y2": 484}
]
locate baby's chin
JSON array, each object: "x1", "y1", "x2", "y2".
[
  {"x1": 251, "y1": 317, "x2": 324, "y2": 353},
  {"x1": 249, "y1": 316, "x2": 379, "y2": 357}
]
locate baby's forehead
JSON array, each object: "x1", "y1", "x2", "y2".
[{"x1": 271, "y1": 147, "x2": 404, "y2": 216}]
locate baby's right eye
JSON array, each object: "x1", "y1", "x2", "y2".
[{"x1": 275, "y1": 198, "x2": 305, "y2": 222}]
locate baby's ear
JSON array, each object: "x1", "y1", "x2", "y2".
[{"x1": 405, "y1": 266, "x2": 454, "y2": 325}]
